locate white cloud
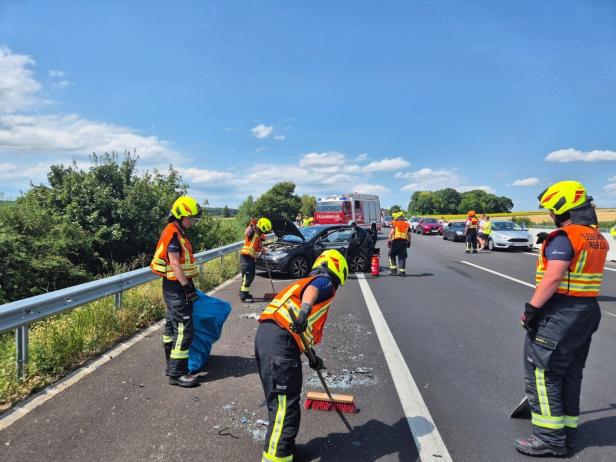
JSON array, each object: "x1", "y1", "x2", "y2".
[
  {"x1": 545, "y1": 148, "x2": 616, "y2": 163},
  {"x1": 0, "y1": 46, "x2": 42, "y2": 113},
  {"x1": 512, "y1": 177, "x2": 539, "y2": 186},
  {"x1": 322, "y1": 174, "x2": 359, "y2": 185},
  {"x1": 0, "y1": 161, "x2": 50, "y2": 181},
  {"x1": 604, "y1": 175, "x2": 616, "y2": 195},
  {"x1": 274, "y1": 134, "x2": 286, "y2": 141},
  {"x1": 398, "y1": 167, "x2": 495, "y2": 194},
  {"x1": 353, "y1": 183, "x2": 390, "y2": 195},
  {"x1": 48, "y1": 70, "x2": 65, "y2": 78},
  {"x1": 299, "y1": 151, "x2": 345, "y2": 167},
  {"x1": 355, "y1": 153, "x2": 368, "y2": 161},
  {"x1": 364, "y1": 157, "x2": 410, "y2": 171},
  {"x1": 251, "y1": 124, "x2": 273, "y2": 139},
  {"x1": 0, "y1": 114, "x2": 178, "y2": 161},
  {"x1": 178, "y1": 167, "x2": 239, "y2": 185},
  {"x1": 458, "y1": 185, "x2": 495, "y2": 194},
  {"x1": 52, "y1": 80, "x2": 71, "y2": 89}
]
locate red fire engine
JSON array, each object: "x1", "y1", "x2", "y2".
[{"x1": 313, "y1": 193, "x2": 382, "y2": 232}]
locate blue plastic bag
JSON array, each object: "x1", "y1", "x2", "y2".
[{"x1": 188, "y1": 290, "x2": 232, "y2": 373}]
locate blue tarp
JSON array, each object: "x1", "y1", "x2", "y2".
[{"x1": 188, "y1": 290, "x2": 232, "y2": 373}]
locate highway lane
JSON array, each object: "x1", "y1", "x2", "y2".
[{"x1": 366, "y1": 231, "x2": 616, "y2": 461}]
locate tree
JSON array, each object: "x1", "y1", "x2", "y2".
[
  {"x1": 390, "y1": 205, "x2": 402, "y2": 214},
  {"x1": 408, "y1": 187, "x2": 513, "y2": 214},
  {"x1": 253, "y1": 182, "x2": 301, "y2": 220},
  {"x1": 222, "y1": 206, "x2": 230, "y2": 218},
  {"x1": 300, "y1": 194, "x2": 317, "y2": 218},
  {"x1": 237, "y1": 195, "x2": 256, "y2": 226}
]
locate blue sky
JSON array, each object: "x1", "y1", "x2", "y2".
[{"x1": 1, "y1": 0, "x2": 615, "y2": 209}]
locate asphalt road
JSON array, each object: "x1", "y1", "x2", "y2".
[{"x1": 1, "y1": 231, "x2": 615, "y2": 461}]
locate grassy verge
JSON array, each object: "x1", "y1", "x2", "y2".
[{"x1": 0, "y1": 252, "x2": 240, "y2": 410}]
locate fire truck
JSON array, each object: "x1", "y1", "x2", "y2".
[{"x1": 313, "y1": 193, "x2": 382, "y2": 232}]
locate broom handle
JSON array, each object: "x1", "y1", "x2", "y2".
[{"x1": 263, "y1": 255, "x2": 276, "y2": 293}]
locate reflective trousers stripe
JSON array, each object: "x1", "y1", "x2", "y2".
[
  {"x1": 170, "y1": 322, "x2": 188, "y2": 359},
  {"x1": 262, "y1": 452, "x2": 293, "y2": 462},
  {"x1": 266, "y1": 394, "x2": 288, "y2": 460},
  {"x1": 162, "y1": 335, "x2": 173, "y2": 344},
  {"x1": 564, "y1": 415, "x2": 579, "y2": 428},
  {"x1": 241, "y1": 275, "x2": 250, "y2": 291},
  {"x1": 532, "y1": 412, "x2": 565, "y2": 430},
  {"x1": 535, "y1": 368, "x2": 550, "y2": 417}
]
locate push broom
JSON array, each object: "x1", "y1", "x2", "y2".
[
  {"x1": 261, "y1": 257, "x2": 278, "y2": 301},
  {"x1": 287, "y1": 309, "x2": 357, "y2": 426}
]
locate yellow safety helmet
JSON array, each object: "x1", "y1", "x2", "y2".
[
  {"x1": 257, "y1": 217, "x2": 272, "y2": 233},
  {"x1": 538, "y1": 181, "x2": 588, "y2": 215},
  {"x1": 170, "y1": 196, "x2": 202, "y2": 220},
  {"x1": 313, "y1": 249, "x2": 349, "y2": 286}
]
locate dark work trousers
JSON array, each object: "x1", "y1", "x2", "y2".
[
  {"x1": 389, "y1": 239, "x2": 408, "y2": 274},
  {"x1": 240, "y1": 254, "x2": 256, "y2": 299},
  {"x1": 162, "y1": 278, "x2": 194, "y2": 378},
  {"x1": 524, "y1": 294, "x2": 601, "y2": 449},
  {"x1": 465, "y1": 230, "x2": 478, "y2": 252},
  {"x1": 255, "y1": 321, "x2": 303, "y2": 461}
]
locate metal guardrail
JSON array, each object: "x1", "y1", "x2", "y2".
[{"x1": 0, "y1": 240, "x2": 243, "y2": 378}]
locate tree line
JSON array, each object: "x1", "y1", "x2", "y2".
[{"x1": 407, "y1": 188, "x2": 514, "y2": 215}]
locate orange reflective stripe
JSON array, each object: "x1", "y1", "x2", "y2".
[{"x1": 150, "y1": 222, "x2": 197, "y2": 280}]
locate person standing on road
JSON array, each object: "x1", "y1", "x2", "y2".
[
  {"x1": 477, "y1": 214, "x2": 487, "y2": 250},
  {"x1": 151, "y1": 196, "x2": 202, "y2": 387},
  {"x1": 240, "y1": 217, "x2": 272, "y2": 302},
  {"x1": 479, "y1": 215, "x2": 492, "y2": 251},
  {"x1": 515, "y1": 181, "x2": 609, "y2": 457},
  {"x1": 255, "y1": 249, "x2": 348, "y2": 462},
  {"x1": 388, "y1": 211, "x2": 411, "y2": 276},
  {"x1": 464, "y1": 210, "x2": 479, "y2": 254},
  {"x1": 610, "y1": 223, "x2": 616, "y2": 241}
]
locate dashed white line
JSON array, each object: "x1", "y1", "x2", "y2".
[
  {"x1": 356, "y1": 273, "x2": 452, "y2": 462},
  {"x1": 0, "y1": 274, "x2": 241, "y2": 432}
]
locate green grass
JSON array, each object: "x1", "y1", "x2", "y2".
[{"x1": 0, "y1": 252, "x2": 240, "y2": 409}]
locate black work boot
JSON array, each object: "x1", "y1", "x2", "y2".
[
  {"x1": 240, "y1": 292, "x2": 253, "y2": 302},
  {"x1": 169, "y1": 374, "x2": 199, "y2": 388},
  {"x1": 565, "y1": 428, "x2": 577, "y2": 453},
  {"x1": 163, "y1": 346, "x2": 171, "y2": 376},
  {"x1": 399, "y1": 270, "x2": 406, "y2": 277},
  {"x1": 472, "y1": 249, "x2": 478, "y2": 254},
  {"x1": 390, "y1": 268, "x2": 397, "y2": 276},
  {"x1": 514, "y1": 434, "x2": 566, "y2": 457}
]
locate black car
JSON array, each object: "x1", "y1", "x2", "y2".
[
  {"x1": 255, "y1": 214, "x2": 376, "y2": 278},
  {"x1": 442, "y1": 221, "x2": 466, "y2": 242}
]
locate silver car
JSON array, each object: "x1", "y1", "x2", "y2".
[{"x1": 487, "y1": 220, "x2": 533, "y2": 251}]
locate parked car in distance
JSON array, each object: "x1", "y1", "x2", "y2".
[
  {"x1": 382, "y1": 215, "x2": 393, "y2": 227},
  {"x1": 487, "y1": 220, "x2": 533, "y2": 251},
  {"x1": 442, "y1": 222, "x2": 466, "y2": 242},
  {"x1": 408, "y1": 216, "x2": 421, "y2": 231},
  {"x1": 416, "y1": 217, "x2": 441, "y2": 235},
  {"x1": 256, "y1": 215, "x2": 376, "y2": 278}
]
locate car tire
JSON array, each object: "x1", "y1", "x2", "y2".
[
  {"x1": 443, "y1": 233, "x2": 447, "y2": 240},
  {"x1": 348, "y1": 251, "x2": 369, "y2": 273},
  {"x1": 488, "y1": 238, "x2": 494, "y2": 251},
  {"x1": 289, "y1": 255, "x2": 310, "y2": 278}
]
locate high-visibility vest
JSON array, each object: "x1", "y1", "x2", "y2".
[
  {"x1": 259, "y1": 276, "x2": 335, "y2": 352},
  {"x1": 150, "y1": 222, "x2": 198, "y2": 280},
  {"x1": 392, "y1": 220, "x2": 410, "y2": 240},
  {"x1": 241, "y1": 228, "x2": 265, "y2": 258},
  {"x1": 611, "y1": 225, "x2": 616, "y2": 238},
  {"x1": 483, "y1": 221, "x2": 492, "y2": 235},
  {"x1": 467, "y1": 217, "x2": 478, "y2": 229},
  {"x1": 535, "y1": 224, "x2": 608, "y2": 297}
]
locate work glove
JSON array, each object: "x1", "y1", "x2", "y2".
[
  {"x1": 387, "y1": 240, "x2": 392, "y2": 248},
  {"x1": 290, "y1": 302, "x2": 311, "y2": 334},
  {"x1": 308, "y1": 349, "x2": 325, "y2": 371},
  {"x1": 536, "y1": 232, "x2": 549, "y2": 245},
  {"x1": 520, "y1": 302, "x2": 541, "y2": 332},
  {"x1": 182, "y1": 281, "x2": 198, "y2": 304}
]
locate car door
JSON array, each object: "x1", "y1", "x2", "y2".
[{"x1": 314, "y1": 228, "x2": 352, "y2": 260}]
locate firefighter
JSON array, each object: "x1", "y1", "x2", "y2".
[
  {"x1": 610, "y1": 224, "x2": 616, "y2": 241},
  {"x1": 255, "y1": 249, "x2": 348, "y2": 462},
  {"x1": 151, "y1": 196, "x2": 202, "y2": 387},
  {"x1": 515, "y1": 181, "x2": 609, "y2": 457},
  {"x1": 464, "y1": 210, "x2": 479, "y2": 253},
  {"x1": 388, "y1": 211, "x2": 411, "y2": 276},
  {"x1": 240, "y1": 217, "x2": 272, "y2": 302}
]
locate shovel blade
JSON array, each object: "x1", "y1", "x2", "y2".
[{"x1": 510, "y1": 396, "x2": 530, "y2": 419}]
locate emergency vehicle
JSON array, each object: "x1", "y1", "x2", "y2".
[{"x1": 313, "y1": 193, "x2": 382, "y2": 232}]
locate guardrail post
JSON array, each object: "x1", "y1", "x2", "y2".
[
  {"x1": 16, "y1": 325, "x2": 29, "y2": 379},
  {"x1": 115, "y1": 291, "x2": 123, "y2": 308}
]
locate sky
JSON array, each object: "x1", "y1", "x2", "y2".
[{"x1": 1, "y1": 0, "x2": 615, "y2": 209}]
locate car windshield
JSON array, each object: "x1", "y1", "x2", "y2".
[
  {"x1": 492, "y1": 221, "x2": 523, "y2": 231},
  {"x1": 384, "y1": 216, "x2": 393, "y2": 221},
  {"x1": 451, "y1": 222, "x2": 465, "y2": 229},
  {"x1": 280, "y1": 225, "x2": 324, "y2": 243},
  {"x1": 423, "y1": 218, "x2": 437, "y2": 224},
  {"x1": 316, "y1": 201, "x2": 343, "y2": 212}
]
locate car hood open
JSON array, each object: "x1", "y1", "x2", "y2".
[{"x1": 265, "y1": 213, "x2": 305, "y2": 241}]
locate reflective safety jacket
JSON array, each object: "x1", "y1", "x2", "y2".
[
  {"x1": 466, "y1": 217, "x2": 478, "y2": 229},
  {"x1": 611, "y1": 225, "x2": 616, "y2": 238},
  {"x1": 259, "y1": 276, "x2": 335, "y2": 352},
  {"x1": 536, "y1": 224, "x2": 609, "y2": 297},
  {"x1": 392, "y1": 220, "x2": 410, "y2": 240},
  {"x1": 151, "y1": 222, "x2": 198, "y2": 280},
  {"x1": 482, "y1": 221, "x2": 492, "y2": 235},
  {"x1": 241, "y1": 228, "x2": 266, "y2": 258}
]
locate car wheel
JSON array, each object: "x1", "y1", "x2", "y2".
[
  {"x1": 443, "y1": 233, "x2": 447, "y2": 240},
  {"x1": 348, "y1": 251, "x2": 369, "y2": 273},
  {"x1": 289, "y1": 255, "x2": 309, "y2": 278},
  {"x1": 488, "y1": 238, "x2": 494, "y2": 251}
]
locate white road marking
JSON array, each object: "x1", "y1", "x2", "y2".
[
  {"x1": 523, "y1": 252, "x2": 616, "y2": 272},
  {"x1": 0, "y1": 274, "x2": 241, "y2": 432},
  {"x1": 460, "y1": 261, "x2": 616, "y2": 319},
  {"x1": 356, "y1": 273, "x2": 452, "y2": 462}
]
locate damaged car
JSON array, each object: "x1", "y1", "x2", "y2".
[{"x1": 255, "y1": 214, "x2": 376, "y2": 278}]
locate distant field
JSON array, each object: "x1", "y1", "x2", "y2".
[{"x1": 428, "y1": 208, "x2": 616, "y2": 225}]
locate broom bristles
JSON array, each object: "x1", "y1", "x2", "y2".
[{"x1": 304, "y1": 398, "x2": 357, "y2": 413}]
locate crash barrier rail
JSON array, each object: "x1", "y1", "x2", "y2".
[
  {"x1": 0, "y1": 240, "x2": 244, "y2": 379},
  {"x1": 527, "y1": 227, "x2": 616, "y2": 261}
]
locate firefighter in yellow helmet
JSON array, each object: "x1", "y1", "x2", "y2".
[
  {"x1": 239, "y1": 217, "x2": 272, "y2": 301},
  {"x1": 388, "y1": 211, "x2": 411, "y2": 276},
  {"x1": 610, "y1": 223, "x2": 616, "y2": 241},
  {"x1": 255, "y1": 249, "x2": 348, "y2": 462},
  {"x1": 464, "y1": 210, "x2": 479, "y2": 253},
  {"x1": 515, "y1": 181, "x2": 609, "y2": 457},
  {"x1": 151, "y1": 196, "x2": 202, "y2": 387}
]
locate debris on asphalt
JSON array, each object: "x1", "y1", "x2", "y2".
[
  {"x1": 238, "y1": 313, "x2": 260, "y2": 320},
  {"x1": 305, "y1": 368, "x2": 377, "y2": 390},
  {"x1": 240, "y1": 417, "x2": 248, "y2": 424},
  {"x1": 256, "y1": 419, "x2": 269, "y2": 426},
  {"x1": 222, "y1": 404, "x2": 235, "y2": 410}
]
